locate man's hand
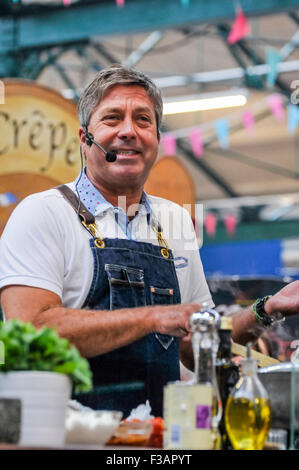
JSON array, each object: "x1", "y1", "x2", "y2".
[
  {"x1": 151, "y1": 303, "x2": 201, "y2": 341},
  {"x1": 265, "y1": 280, "x2": 299, "y2": 317}
]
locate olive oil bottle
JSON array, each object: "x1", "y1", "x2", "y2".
[{"x1": 225, "y1": 344, "x2": 271, "y2": 450}]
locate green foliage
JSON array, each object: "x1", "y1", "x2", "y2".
[{"x1": 0, "y1": 319, "x2": 92, "y2": 393}]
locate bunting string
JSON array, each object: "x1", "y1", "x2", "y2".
[{"x1": 160, "y1": 93, "x2": 297, "y2": 156}]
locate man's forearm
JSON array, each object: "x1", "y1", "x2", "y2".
[
  {"x1": 1, "y1": 285, "x2": 201, "y2": 359},
  {"x1": 32, "y1": 305, "x2": 154, "y2": 358}
]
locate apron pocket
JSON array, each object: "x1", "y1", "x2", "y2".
[
  {"x1": 105, "y1": 264, "x2": 146, "y2": 310},
  {"x1": 150, "y1": 286, "x2": 174, "y2": 350}
]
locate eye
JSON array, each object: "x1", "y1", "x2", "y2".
[
  {"x1": 138, "y1": 115, "x2": 151, "y2": 123},
  {"x1": 104, "y1": 115, "x2": 119, "y2": 120}
]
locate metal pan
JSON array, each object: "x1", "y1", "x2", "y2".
[{"x1": 258, "y1": 363, "x2": 299, "y2": 431}]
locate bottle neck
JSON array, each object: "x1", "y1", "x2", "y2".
[
  {"x1": 196, "y1": 346, "x2": 214, "y2": 384},
  {"x1": 217, "y1": 329, "x2": 232, "y2": 361}
]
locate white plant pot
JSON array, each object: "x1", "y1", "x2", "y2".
[{"x1": 0, "y1": 371, "x2": 71, "y2": 448}]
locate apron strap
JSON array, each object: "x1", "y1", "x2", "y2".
[
  {"x1": 56, "y1": 184, "x2": 95, "y2": 225},
  {"x1": 56, "y1": 184, "x2": 105, "y2": 245}
]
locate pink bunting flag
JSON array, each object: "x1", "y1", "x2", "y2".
[
  {"x1": 224, "y1": 214, "x2": 237, "y2": 236},
  {"x1": 116, "y1": 0, "x2": 125, "y2": 7},
  {"x1": 189, "y1": 129, "x2": 203, "y2": 158},
  {"x1": 242, "y1": 110, "x2": 255, "y2": 134},
  {"x1": 204, "y1": 213, "x2": 217, "y2": 237},
  {"x1": 161, "y1": 134, "x2": 177, "y2": 156},
  {"x1": 228, "y1": 6, "x2": 251, "y2": 44},
  {"x1": 62, "y1": 0, "x2": 71, "y2": 5},
  {"x1": 268, "y1": 94, "x2": 285, "y2": 122}
]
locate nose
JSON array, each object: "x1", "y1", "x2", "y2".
[{"x1": 117, "y1": 116, "x2": 137, "y2": 140}]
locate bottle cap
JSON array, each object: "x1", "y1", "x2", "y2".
[
  {"x1": 220, "y1": 316, "x2": 232, "y2": 330},
  {"x1": 189, "y1": 305, "x2": 221, "y2": 332}
]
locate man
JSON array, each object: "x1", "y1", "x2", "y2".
[{"x1": 0, "y1": 65, "x2": 298, "y2": 417}]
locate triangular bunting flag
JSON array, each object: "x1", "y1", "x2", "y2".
[
  {"x1": 161, "y1": 134, "x2": 177, "y2": 156},
  {"x1": 189, "y1": 129, "x2": 203, "y2": 158},
  {"x1": 215, "y1": 119, "x2": 229, "y2": 149},
  {"x1": 224, "y1": 214, "x2": 237, "y2": 236},
  {"x1": 228, "y1": 7, "x2": 251, "y2": 44},
  {"x1": 242, "y1": 110, "x2": 255, "y2": 134},
  {"x1": 204, "y1": 213, "x2": 217, "y2": 237},
  {"x1": 287, "y1": 104, "x2": 299, "y2": 134},
  {"x1": 268, "y1": 94, "x2": 284, "y2": 122},
  {"x1": 266, "y1": 48, "x2": 281, "y2": 88}
]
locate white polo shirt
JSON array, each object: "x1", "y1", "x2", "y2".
[{"x1": 0, "y1": 175, "x2": 213, "y2": 313}]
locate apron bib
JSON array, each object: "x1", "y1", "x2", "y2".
[{"x1": 57, "y1": 185, "x2": 181, "y2": 417}]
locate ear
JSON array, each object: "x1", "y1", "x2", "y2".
[
  {"x1": 79, "y1": 127, "x2": 86, "y2": 145},
  {"x1": 157, "y1": 130, "x2": 161, "y2": 143},
  {"x1": 79, "y1": 126, "x2": 88, "y2": 157}
]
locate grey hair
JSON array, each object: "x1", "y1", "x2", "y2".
[{"x1": 78, "y1": 64, "x2": 163, "y2": 133}]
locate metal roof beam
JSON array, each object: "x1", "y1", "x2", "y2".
[
  {"x1": 122, "y1": 31, "x2": 163, "y2": 68},
  {"x1": 1, "y1": 0, "x2": 299, "y2": 51},
  {"x1": 154, "y1": 59, "x2": 299, "y2": 89}
]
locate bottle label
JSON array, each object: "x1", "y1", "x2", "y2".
[
  {"x1": 163, "y1": 383, "x2": 214, "y2": 449},
  {"x1": 196, "y1": 405, "x2": 211, "y2": 429},
  {"x1": 170, "y1": 424, "x2": 181, "y2": 446}
]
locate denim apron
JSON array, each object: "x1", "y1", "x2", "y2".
[{"x1": 57, "y1": 185, "x2": 181, "y2": 418}]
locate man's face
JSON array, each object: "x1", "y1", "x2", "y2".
[{"x1": 79, "y1": 84, "x2": 160, "y2": 192}]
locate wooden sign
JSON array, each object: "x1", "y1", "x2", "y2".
[
  {"x1": 145, "y1": 156, "x2": 196, "y2": 218},
  {"x1": 0, "y1": 80, "x2": 81, "y2": 233}
]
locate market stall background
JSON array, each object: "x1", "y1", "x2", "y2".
[{"x1": 1, "y1": 0, "x2": 299, "y2": 312}]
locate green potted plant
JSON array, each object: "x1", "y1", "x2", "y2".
[{"x1": 0, "y1": 319, "x2": 92, "y2": 448}]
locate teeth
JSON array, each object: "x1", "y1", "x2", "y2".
[{"x1": 116, "y1": 151, "x2": 138, "y2": 155}]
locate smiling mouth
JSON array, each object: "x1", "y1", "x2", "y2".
[{"x1": 115, "y1": 150, "x2": 141, "y2": 156}]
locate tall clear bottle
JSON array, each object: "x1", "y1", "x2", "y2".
[
  {"x1": 190, "y1": 306, "x2": 222, "y2": 449},
  {"x1": 225, "y1": 344, "x2": 271, "y2": 450},
  {"x1": 216, "y1": 316, "x2": 239, "y2": 449},
  {"x1": 163, "y1": 305, "x2": 221, "y2": 450}
]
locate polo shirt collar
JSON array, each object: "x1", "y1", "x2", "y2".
[{"x1": 75, "y1": 167, "x2": 151, "y2": 220}]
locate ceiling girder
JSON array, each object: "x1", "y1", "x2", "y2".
[
  {"x1": 122, "y1": 31, "x2": 163, "y2": 68},
  {"x1": 1, "y1": 0, "x2": 299, "y2": 52},
  {"x1": 154, "y1": 60, "x2": 299, "y2": 89}
]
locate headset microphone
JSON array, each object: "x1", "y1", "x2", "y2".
[{"x1": 84, "y1": 128, "x2": 117, "y2": 163}]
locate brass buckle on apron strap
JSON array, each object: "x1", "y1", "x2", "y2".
[
  {"x1": 152, "y1": 225, "x2": 170, "y2": 259},
  {"x1": 81, "y1": 220, "x2": 106, "y2": 249}
]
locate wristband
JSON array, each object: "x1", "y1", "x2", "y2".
[{"x1": 252, "y1": 296, "x2": 274, "y2": 328}]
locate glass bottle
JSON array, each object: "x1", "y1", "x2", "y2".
[
  {"x1": 190, "y1": 305, "x2": 222, "y2": 449},
  {"x1": 163, "y1": 305, "x2": 221, "y2": 450},
  {"x1": 216, "y1": 316, "x2": 239, "y2": 449},
  {"x1": 225, "y1": 343, "x2": 271, "y2": 450}
]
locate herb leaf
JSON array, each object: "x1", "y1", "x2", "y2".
[{"x1": 0, "y1": 319, "x2": 92, "y2": 393}]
